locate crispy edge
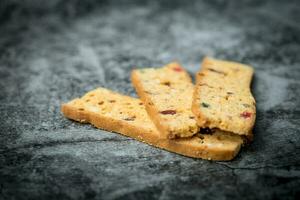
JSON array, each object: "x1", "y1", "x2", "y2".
[{"x1": 61, "y1": 98, "x2": 242, "y2": 161}]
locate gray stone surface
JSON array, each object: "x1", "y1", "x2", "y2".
[{"x1": 0, "y1": 0, "x2": 300, "y2": 199}]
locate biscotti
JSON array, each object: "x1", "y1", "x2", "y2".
[
  {"x1": 131, "y1": 63, "x2": 199, "y2": 139},
  {"x1": 61, "y1": 87, "x2": 243, "y2": 161},
  {"x1": 192, "y1": 57, "x2": 256, "y2": 138}
]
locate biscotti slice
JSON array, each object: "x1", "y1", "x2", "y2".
[
  {"x1": 131, "y1": 63, "x2": 198, "y2": 139},
  {"x1": 192, "y1": 57, "x2": 256, "y2": 137},
  {"x1": 61, "y1": 87, "x2": 243, "y2": 161}
]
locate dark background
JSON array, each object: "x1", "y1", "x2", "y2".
[{"x1": 0, "y1": 0, "x2": 300, "y2": 199}]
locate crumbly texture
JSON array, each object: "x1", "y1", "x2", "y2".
[
  {"x1": 192, "y1": 57, "x2": 256, "y2": 138},
  {"x1": 61, "y1": 87, "x2": 243, "y2": 161},
  {"x1": 131, "y1": 63, "x2": 199, "y2": 139}
]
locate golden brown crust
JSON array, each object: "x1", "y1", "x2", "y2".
[
  {"x1": 61, "y1": 88, "x2": 243, "y2": 161},
  {"x1": 192, "y1": 57, "x2": 256, "y2": 138},
  {"x1": 131, "y1": 63, "x2": 199, "y2": 139}
]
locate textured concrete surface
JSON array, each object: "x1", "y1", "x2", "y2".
[{"x1": 0, "y1": 0, "x2": 300, "y2": 199}]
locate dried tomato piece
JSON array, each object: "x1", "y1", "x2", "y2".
[
  {"x1": 173, "y1": 66, "x2": 183, "y2": 72},
  {"x1": 160, "y1": 110, "x2": 177, "y2": 115},
  {"x1": 240, "y1": 111, "x2": 252, "y2": 118}
]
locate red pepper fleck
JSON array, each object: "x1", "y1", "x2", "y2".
[
  {"x1": 240, "y1": 111, "x2": 252, "y2": 119},
  {"x1": 173, "y1": 66, "x2": 183, "y2": 72},
  {"x1": 160, "y1": 110, "x2": 177, "y2": 115}
]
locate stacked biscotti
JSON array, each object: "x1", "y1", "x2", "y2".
[
  {"x1": 61, "y1": 57, "x2": 255, "y2": 161},
  {"x1": 192, "y1": 57, "x2": 256, "y2": 141}
]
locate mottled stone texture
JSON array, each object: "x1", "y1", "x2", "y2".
[{"x1": 0, "y1": 0, "x2": 300, "y2": 199}]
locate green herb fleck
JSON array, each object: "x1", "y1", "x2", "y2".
[
  {"x1": 242, "y1": 103, "x2": 250, "y2": 108},
  {"x1": 201, "y1": 102, "x2": 210, "y2": 108}
]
